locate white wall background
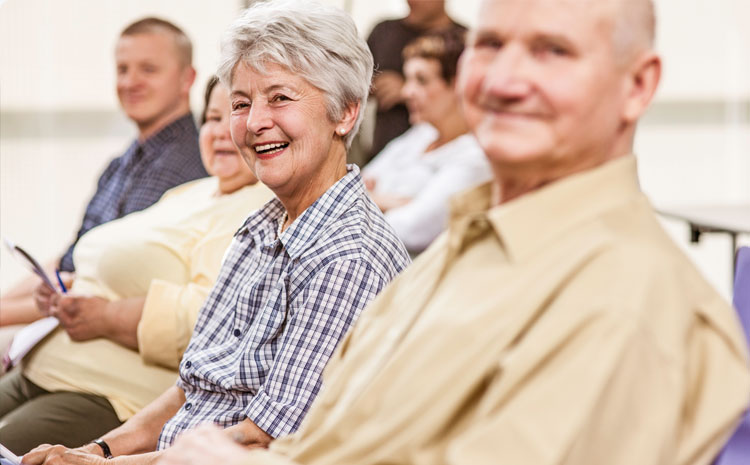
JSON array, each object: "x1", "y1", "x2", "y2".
[{"x1": 1, "y1": 0, "x2": 748, "y2": 299}]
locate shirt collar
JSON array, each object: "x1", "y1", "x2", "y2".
[
  {"x1": 138, "y1": 113, "x2": 197, "y2": 159},
  {"x1": 448, "y1": 155, "x2": 643, "y2": 263},
  {"x1": 236, "y1": 165, "x2": 365, "y2": 259}
]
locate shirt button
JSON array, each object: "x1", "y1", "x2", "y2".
[
  {"x1": 185, "y1": 403, "x2": 192, "y2": 411},
  {"x1": 233, "y1": 329, "x2": 242, "y2": 337},
  {"x1": 184, "y1": 361, "x2": 192, "y2": 368}
]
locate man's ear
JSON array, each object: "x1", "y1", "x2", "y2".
[
  {"x1": 622, "y1": 52, "x2": 661, "y2": 123},
  {"x1": 336, "y1": 101, "x2": 361, "y2": 135},
  {"x1": 182, "y1": 66, "x2": 197, "y2": 96}
]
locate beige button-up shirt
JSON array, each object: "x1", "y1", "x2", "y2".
[{"x1": 243, "y1": 156, "x2": 750, "y2": 465}]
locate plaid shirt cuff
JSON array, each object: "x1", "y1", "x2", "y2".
[{"x1": 245, "y1": 389, "x2": 307, "y2": 438}]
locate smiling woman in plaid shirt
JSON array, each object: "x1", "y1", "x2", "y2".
[{"x1": 22, "y1": 2, "x2": 410, "y2": 465}]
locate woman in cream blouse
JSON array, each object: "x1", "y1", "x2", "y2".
[{"x1": 0, "y1": 77, "x2": 274, "y2": 454}]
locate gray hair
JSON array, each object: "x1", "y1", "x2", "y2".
[{"x1": 217, "y1": 0, "x2": 373, "y2": 149}]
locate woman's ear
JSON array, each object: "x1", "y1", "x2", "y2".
[{"x1": 336, "y1": 102, "x2": 360, "y2": 136}]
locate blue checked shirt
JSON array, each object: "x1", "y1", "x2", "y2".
[
  {"x1": 157, "y1": 165, "x2": 410, "y2": 447},
  {"x1": 59, "y1": 113, "x2": 207, "y2": 271}
]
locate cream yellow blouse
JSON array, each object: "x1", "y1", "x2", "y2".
[{"x1": 24, "y1": 177, "x2": 273, "y2": 420}]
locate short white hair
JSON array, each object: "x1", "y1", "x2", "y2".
[{"x1": 218, "y1": 0, "x2": 373, "y2": 149}]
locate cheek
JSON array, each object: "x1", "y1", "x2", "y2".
[
  {"x1": 199, "y1": 129, "x2": 213, "y2": 156},
  {"x1": 229, "y1": 116, "x2": 247, "y2": 148}
]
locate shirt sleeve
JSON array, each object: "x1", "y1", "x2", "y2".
[
  {"x1": 243, "y1": 259, "x2": 386, "y2": 438},
  {"x1": 59, "y1": 156, "x2": 124, "y2": 271},
  {"x1": 137, "y1": 234, "x2": 234, "y2": 369},
  {"x1": 385, "y1": 153, "x2": 490, "y2": 251},
  {"x1": 444, "y1": 313, "x2": 749, "y2": 465}
]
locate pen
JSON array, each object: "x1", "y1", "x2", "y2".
[{"x1": 55, "y1": 269, "x2": 68, "y2": 294}]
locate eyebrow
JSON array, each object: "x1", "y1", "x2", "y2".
[
  {"x1": 231, "y1": 84, "x2": 294, "y2": 98},
  {"x1": 263, "y1": 83, "x2": 295, "y2": 94},
  {"x1": 230, "y1": 90, "x2": 249, "y2": 99},
  {"x1": 532, "y1": 32, "x2": 577, "y2": 50}
]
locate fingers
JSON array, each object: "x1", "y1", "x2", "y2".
[
  {"x1": 33, "y1": 283, "x2": 56, "y2": 315},
  {"x1": 373, "y1": 72, "x2": 405, "y2": 111},
  {"x1": 60, "y1": 449, "x2": 107, "y2": 465},
  {"x1": 21, "y1": 444, "x2": 66, "y2": 465},
  {"x1": 21, "y1": 445, "x2": 107, "y2": 465}
]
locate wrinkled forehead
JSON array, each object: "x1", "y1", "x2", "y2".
[{"x1": 473, "y1": 0, "x2": 616, "y2": 46}]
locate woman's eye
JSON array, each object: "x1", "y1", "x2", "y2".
[
  {"x1": 272, "y1": 94, "x2": 290, "y2": 102},
  {"x1": 232, "y1": 102, "x2": 249, "y2": 111}
]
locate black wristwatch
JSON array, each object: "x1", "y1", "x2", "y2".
[{"x1": 92, "y1": 439, "x2": 114, "y2": 459}]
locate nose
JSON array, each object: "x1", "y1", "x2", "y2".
[
  {"x1": 213, "y1": 117, "x2": 231, "y2": 140},
  {"x1": 246, "y1": 102, "x2": 273, "y2": 134},
  {"x1": 118, "y1": 69, "x2": 140, "y2": 91},
  {"x1": 401, "y1": 79, "x2": 416, "y2": 101},
  {"x1": 481, "y1": 43, "x2": 532, "y2": 100}
]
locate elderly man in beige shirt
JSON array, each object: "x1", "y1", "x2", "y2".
[{"x1": 36, "y1": 0, "x2": 750, "y2": 464}]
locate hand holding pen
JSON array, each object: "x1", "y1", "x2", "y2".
[{"x1": 55, "y1": 269, "x2": 68, "y2": 294}]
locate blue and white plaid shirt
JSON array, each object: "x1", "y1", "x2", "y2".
[
  {"x1": 59, "y1": 113, "x2": 206, "y2": 271},
  {"x1": 157, "y1": 165, "x2": 410, "y2": 447}
]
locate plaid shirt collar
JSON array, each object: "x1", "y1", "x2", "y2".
[{"x1": 237, "y1": 164, "x2": 364, "y2": 260}]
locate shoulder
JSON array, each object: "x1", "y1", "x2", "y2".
[
  {"x1": 159, "y1": 177, "x2": 214, "y2": 200},
  {"x1": 301, "y1": 189, "x2": 410, "y2": 278},
  {"x1": 368, "y1": 19, "x2": 405, "y2": 38},
  {"x1": 560, "y1": 205, "x2": 728, "y2": 345}
]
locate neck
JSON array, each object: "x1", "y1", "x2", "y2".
[
  {"x1": 136, "y1": 101, "x2": 190, "y2": 142},
  {"x1": 278, "y1": 145, "x2": 348, "y2": 231},
  {"x1": 405, "y1": 12, "x2": 452, "y2": 30},
  {"x1": 492, "y1": 146, "x2": 631, "y2": 205},
  {"x1": 429, "y1": 110, "x2": 468, "y2": 151},
  {"x1": 218, "y1": 177, "x2": 255, "y2": 196}
]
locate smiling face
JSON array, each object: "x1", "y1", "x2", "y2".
[
  {"x1": 229, "y1": 62, "x2": 354, "y2": 211},
  {"x1": 458, "y1": 0, "x2": 635, "y2": 181},
  {"x1": 402, "y1": 57, "x2": 459, "y2": 126},
  {"x1": 200, "y1": 82, "x2": 258, "y2": 194},
  {"x1": 115, "y1": 32, "x2": 194, "y2": 139}
]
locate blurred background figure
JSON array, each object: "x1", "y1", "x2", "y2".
[
  {"x1": 365, "y1": 0, "x2": 465, "y2": 163},
  {"x1": 0, "y1": 77, "x2": 272, "y2": 454},
  {"x1": 364, "y1": 30, "x2": 491, "y2": 255},
  {"x1": 0, "y1": 17, "x2": 206, "y2": 339}
]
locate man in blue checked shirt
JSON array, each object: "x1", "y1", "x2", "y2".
[
  {"x1": 0, "y1": 17, "x2": 206, "y2": 329},
  {"x1": 22, "y1": 3, "x2": 409, "y2": 464}
]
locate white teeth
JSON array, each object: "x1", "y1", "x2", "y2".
[{"x1": 254, "y1": 142, "x2": 288, "y2": 153}]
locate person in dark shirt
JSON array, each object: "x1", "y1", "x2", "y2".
[
  {"x1": 0, "y1": 17, "x2": 206, "y2": 329},
  {"x1": 366, "y1": 0, "x2": 465, "y2": 161}
]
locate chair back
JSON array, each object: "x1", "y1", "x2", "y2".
[{"x1": 713, "y1": 246, "x2": 750, "y2": 465}]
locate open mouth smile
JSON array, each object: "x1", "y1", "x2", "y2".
[{"x1": 253, "y1": 142, "x2": 289, "y2": 157}]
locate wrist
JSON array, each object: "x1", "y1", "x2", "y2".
[
  {"x1": 101, "y1": 300, "x2": 119, "y2": 339},
  {"x1": 91, "y1": 438, "x2": 114, "y2": 459}
]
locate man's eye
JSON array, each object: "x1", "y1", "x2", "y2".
[
  {"x1": 272, "y1": 94, "x2": 290, "y2": 102},
  {"x1": 474, "y1": 37, "x2": 503, "y2": 50},
  {"x1": 536, "y1": 43, "x2": 569, "y2": 57},
  {"x1": 232, "y1": 102, "x2": 249, "y2": 111}
]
